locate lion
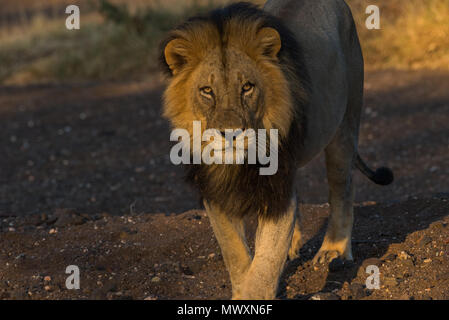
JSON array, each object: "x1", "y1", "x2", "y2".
[{"x1": 160, "y1": 1, "x2": 393, "y2": 299}]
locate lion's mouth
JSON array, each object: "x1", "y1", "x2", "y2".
[{"x1": 206, "y1": 129, "x2": 256, "y2": 151}]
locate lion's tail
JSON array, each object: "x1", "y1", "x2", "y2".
[{"x1": 355, "y1": 154, "x2": 394, "y2": 186}]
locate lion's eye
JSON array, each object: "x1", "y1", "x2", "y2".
[
  {"x1": 242, "y1": 82, "x2": 254, "y2": 94},
  {"x1": 200, "y1": 86, "x2": 213, "y2": 96}
]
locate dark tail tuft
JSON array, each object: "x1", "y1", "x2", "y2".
[
  {"x1": 371, "y1": 167, "x2": 394, "y2": 185},
  {"x1": 355, "y1": 154, "x2": 394, "y2": 186}
]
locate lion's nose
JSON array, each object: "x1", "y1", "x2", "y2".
[{"x1": 219, "y1": 128, "x2": 246, "y2": 139}]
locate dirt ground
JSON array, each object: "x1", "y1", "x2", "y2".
[{"x1": 0, "y1": 70, "x2": 448, "y2": 300}]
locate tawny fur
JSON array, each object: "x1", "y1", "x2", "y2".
[
  {"x1": 160, "y1": 3, "x2": 309, "y2": 219},
  {"x1": 160, "y1": 1, "x2": 392, "y2": 300}
]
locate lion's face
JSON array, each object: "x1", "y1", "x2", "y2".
[
  {"x1": 161, "y1": 20, "x2": 295, "y2": 153},
  {"x1": 188, "y1": 47, "x2": 264, "y2": 133}
]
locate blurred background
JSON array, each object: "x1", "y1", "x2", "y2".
[
  {"x1": 0, "y1": 0, "x2": 448, "y2": 216},
  {"x1": 1, "y1": 0, "x2": 448, "y2": 84}
]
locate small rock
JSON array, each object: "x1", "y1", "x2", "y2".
[
  {"x1": 398, "y1": 251, "x2": 410, "y2": 260},
  {"x1": 151, "y1": 276, "x2": 161, "y2": 283},
  {"x1": 208, "y1": 253, "x2": 216, "y2": 259},
  {"x1": 144, "y1": 295, "x2": 158, "y2": 300},
  {"x1": 429, "y1": 166, "x2": 439, "y2": 173},
  {"x1": 44, "y1": 276, "x2": 51, "y2": 282},
  {"x1": 310, "y1": 292, "x2": 340, "y2": 300},
  {"x1": 44, "y1": 285, "x2": 52, "y2": 291},
  {"x1": 15, "y1": 253, "x2": 26, "y2": 260}
]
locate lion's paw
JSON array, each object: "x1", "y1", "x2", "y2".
[{"x1": 312, "y1": 249, "x2": 341, "y2": 265}]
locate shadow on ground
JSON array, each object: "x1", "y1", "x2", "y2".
[{"x1": 278, "y1": 194, "x2": 449, "y2": 300}]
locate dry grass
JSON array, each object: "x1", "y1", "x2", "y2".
[
  {"x1": 347, "y1": 0, "x2": 449, "y2": 70},
  {"x1": 0, "y1": 0, "x2": 448, "y2": 84},
  {"x1": 0, "y1": 1, "x2": 229, "y2": 84},
  {"x1": 0, "y1": 13, "x2": 153, "y2": 84}
]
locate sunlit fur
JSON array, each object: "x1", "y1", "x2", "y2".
[{"x1": 160, "y1": 2, "x2": 310, "y2": 220}]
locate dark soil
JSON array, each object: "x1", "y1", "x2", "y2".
[{"x1": 0, "y1": 70, "x2": 448, "y2": 300}]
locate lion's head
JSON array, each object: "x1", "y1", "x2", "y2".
[{"x1": 160, "y1": 2, "x2": 309, "y2": 219}]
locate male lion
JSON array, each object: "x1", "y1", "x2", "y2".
[{"x1": 160, "y1": 1, "x2": 393, "y2": 299}]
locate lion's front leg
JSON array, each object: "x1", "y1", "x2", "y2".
[
  {"x1": 313, "y1": 129, "x2": 355, "y2": 264},
  {"x1": 288, "y1": 206, "x2": 302, "y2": 260},
  {"x1": 238, "y1": 196, "x2": 297, "y2": 300},
  {"x1": 204, "y1": 200, "x2": 252, "y2": 299}
]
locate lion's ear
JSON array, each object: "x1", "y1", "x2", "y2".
[
  {"x1": 256, "y1": 27, "x2": 282, "y2": 59},
  {"x1": 164, "y1": 38, "x2": 190, "y2": 75}
]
